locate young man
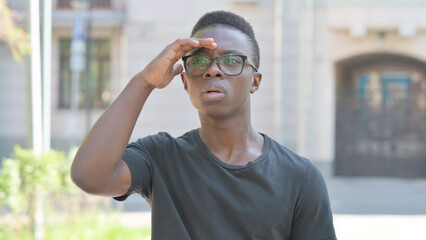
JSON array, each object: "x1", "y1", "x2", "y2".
[{"x1": 71, "y1": 11, "x2": 336, "y2": 240}]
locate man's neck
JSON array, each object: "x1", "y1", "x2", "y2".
[{"x1": 198, "y1": 114, "x2": 264, "y2": 166}]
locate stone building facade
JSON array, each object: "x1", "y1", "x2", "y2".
[{"x1": 1, "y1": 0, "x2": 425, "y2": 177}]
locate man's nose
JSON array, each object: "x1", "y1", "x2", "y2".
[{"x1": 203, "y1": 59, "x2": 224, "y2": 79}]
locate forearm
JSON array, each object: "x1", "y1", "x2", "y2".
[
  {"x1": 71, "y1": 76, "x2": 153, "y2": 192},
  {"x1": 70, "y1": 37, "x2": 216, "y2": 195}
]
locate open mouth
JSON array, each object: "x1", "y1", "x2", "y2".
[
  {"x1": 206, "y1": 89, "x2": 222, "y2": 94},
  {"x1": 202, "y1": 85, "x2": 226, "y2": 100},
  {"x1": 203, "y1": 85, "x2": 225, "y2": 94}
]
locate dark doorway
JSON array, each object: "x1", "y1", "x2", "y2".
[{"x1": 335, "y1": 53, "x2": 426, "y2": 177}]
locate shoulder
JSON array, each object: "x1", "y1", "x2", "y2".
[
  {"x1": 267, "y1": 136, "x2": 315, "y2": 170},
  {"x1": 264, "y1": 134, "x2": 322, "y2": 184},
  {"x1": 129, "y1": 129, "x2": 197, "y2": 152},
  {"x1": 128, "y1": 132, "x2": 167, "y2": 152}
]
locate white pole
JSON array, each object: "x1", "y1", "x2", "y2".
[
  {"x1": 273, "y1": 0, "x2": 284, "y2": 143},
  {"x1": 29, "y1": 1, "x2": 45, "y2": 239},
  {"x1": 30, "y1": 0, "x2": 43, "y2": 155},
  {"x1": 308, "y1": 0, "x2": 317, "y2": 160},
  {"x1": 297, "y1": 0, "x2": 314, "y2": 156},
  {"x1": 42, "y1": 0, "x2": 52, "y2": 152}
]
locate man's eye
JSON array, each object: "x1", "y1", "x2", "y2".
[
  {"x1": 223, "y1": 56, "x2": 241, "y2": 65},
  {"x1": 192, "y1": 57, "x2": 209, "y2": 65}
]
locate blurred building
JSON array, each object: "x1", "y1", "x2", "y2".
[{"x1": 1, "y1": 0, "x2": 425, "y2": 177}]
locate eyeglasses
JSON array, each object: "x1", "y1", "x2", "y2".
[{"x1": 182, "y1": 54, "x2": 258, "y2": 77}]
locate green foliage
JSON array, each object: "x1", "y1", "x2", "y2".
[
  {"x1": 0, "y1": 0, "x2": 31, "y2": 62},
  {"x1": 0, "y1": 145, "x2": 82, "y2": 240},
  {"x1": 0, "y1": 221, "x2": 32, "y2": 240},
  {"x1": 0, "y1": 145, "x2": 76, "y2": 215},
  {"x1": 44, "y1": 214, "x2": 151, "y2": 240},
  {"x1": 0, "y1": 157, "x2": 23, "y2": 213},
  {"x1": 0, "y1": 213, "x2": 151, "y2": 240},
  {"x1": 0, "y1": 146, "x2": 149, "y2": 239}
]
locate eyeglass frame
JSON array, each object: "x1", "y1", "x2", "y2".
[{"x1": 182, "y1": 54, "x2": 258, "y2": 77}]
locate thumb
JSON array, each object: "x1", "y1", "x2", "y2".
[{"x1": 173, "y1": 63, "x2": 184, "y2": 76}]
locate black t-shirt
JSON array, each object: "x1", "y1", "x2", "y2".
[{"x1": 115, "y1": 129, "x2": 336, "y2": 240}]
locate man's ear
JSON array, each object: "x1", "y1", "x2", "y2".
[
  {"x1": 181, "y1": 73, "x2": 188, "y2": 91},
  {"x1": 250, "y1": 72, "x2": 262, "y2": 94}
]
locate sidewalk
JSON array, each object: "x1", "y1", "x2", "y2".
[
  {"x1": 328, "y1": 177, "x2": 426, "y2": 239},
  {"x1": 326, "y1": 177, "x2": 426, "y2": 215},
  {"x1": 333, "y1": 214, "x2": 426, "y2": 240}
]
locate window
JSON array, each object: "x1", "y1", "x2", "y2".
[{"x1": 59, "y1": 38, "x2": 111, "y2": 109}]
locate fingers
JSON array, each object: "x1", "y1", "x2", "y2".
[
  {"x1": 194, "y1": 38, "x2": 217, "y2": 49},
  {"x1": 173, "y1": 38, "x2": 216, "y2": 50},
  {"x1": 167, "y1": 38, "x2": 217, "y2": 61}
]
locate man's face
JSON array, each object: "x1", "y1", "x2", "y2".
[{"x1": 181, "y1": 25, "x2": 262, "y2": 120}]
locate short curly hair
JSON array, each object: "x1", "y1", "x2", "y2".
[{"x1": 191, "y1": 11, "x2": 260, "y2": 69}]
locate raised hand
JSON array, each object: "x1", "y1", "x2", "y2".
[
  {"x1": 134, "y1": 38, "x2": 217, "y2": 89},
  {"x1": 71, "y1": 38, "x2": 216, "y2": 197}
]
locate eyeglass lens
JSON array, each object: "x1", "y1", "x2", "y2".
[{"x1": 185, "y1": 55, "x2": 244, "y2": 76}]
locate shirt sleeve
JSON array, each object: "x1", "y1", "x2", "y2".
[
  {"x1": 113, "y1": 133, "x2": 163, "y2": 201},
  {"x1": 290, "y1": 164, "x2": 337, "y2": 240}
]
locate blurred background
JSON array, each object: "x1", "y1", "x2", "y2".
[{"x1": 1, "y1": 0, "x2": 426, "y2": 239}]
